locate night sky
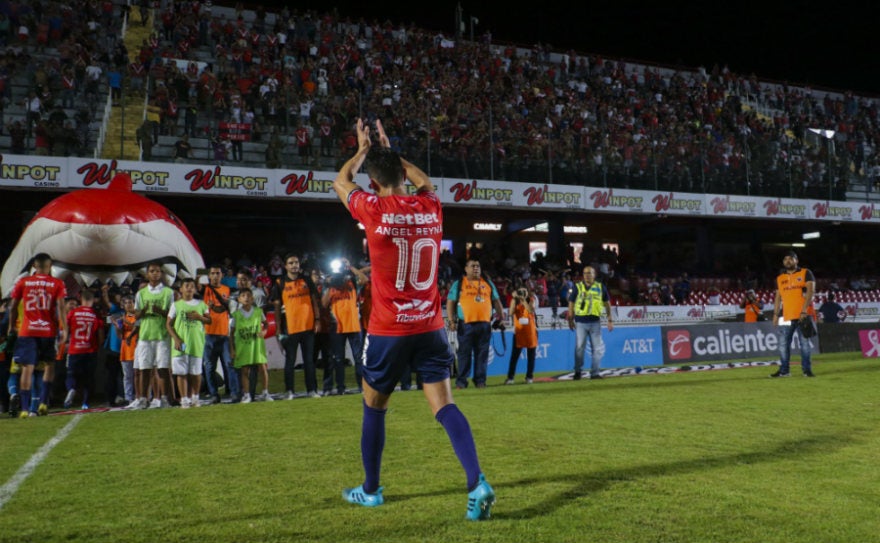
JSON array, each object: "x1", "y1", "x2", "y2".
[{"x1": 266, "y1": 1, "x2": 879, "y2": 95}]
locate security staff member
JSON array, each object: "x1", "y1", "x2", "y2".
[
  {"x1": 567, "y1": 266, "x2": 614, "y2": 380},
  {"x1": 446, "y1": 259, "x2": 504, "y2": 389},
  {"x1": 771, "y1": 250, "x2": 816, "y2": 378}
]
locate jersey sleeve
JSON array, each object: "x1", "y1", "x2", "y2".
[
  {"x1": 347, "y1": 188, "x2": 375, "y2": 224},
  {"x1": 10, "y1": 278, "x2": 22, "y2": 300},
  {"x1": 805, "y1": 269, "x2": 816, "y2": 282}
]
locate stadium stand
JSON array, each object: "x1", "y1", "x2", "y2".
[{"x1": 2, "y1": 1, "x2": 878, "y2": 202}]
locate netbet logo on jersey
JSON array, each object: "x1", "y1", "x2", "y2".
[
  {"x1": 666, "y1": 330, "x2": 692, "y2": 360},
  {"x1": 374, "y1": 212, "x2": 442, "y2": 237},
  {"x1": 380, "y1": 212, "x2": 439, "y2": 225}
]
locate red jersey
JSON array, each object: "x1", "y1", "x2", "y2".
[
  {"x1": 10, "y1": 274, "x2": 66, "y2": 337},
  {"x1": 348, "y1": 189, "x2": 444, "y2": 336},
  {"x1": 66, "y1": 306, "x2": 101, "y2": 355}
]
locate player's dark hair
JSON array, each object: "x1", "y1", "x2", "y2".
[
  {"x1": 284, "y1": 252, "x2": 299, "y2": 262},
  {"x1": 365, "y1": 147, "x2": 405, "y2": 188},
  {"x1": 80, "y1": 289, "x2": 95, "y2": 302},
  {"x1": 237, "y1": 268, "x2": 253, "y2": 278},
  {"x1": 33, "y1": 253, "x2": 52, "y2": 267},
  {"x1": 179, "y1": 277, "x2": 196, "y2": 287}
]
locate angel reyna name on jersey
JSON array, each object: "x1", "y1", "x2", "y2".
[{"x1": 375, "y1": 212, "x2": 442, "y2": 236}]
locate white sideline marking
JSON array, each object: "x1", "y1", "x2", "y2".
[{"x1": 0, "y1": 415, "x2": 83, "y2": 511}]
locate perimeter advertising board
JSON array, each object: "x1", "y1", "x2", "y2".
[{"x1": 661, "y1": 322, "x2": 819, "y2": 364}]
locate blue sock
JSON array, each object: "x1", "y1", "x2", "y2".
[
  {"x1": 361, "y1": 401, "x2": 386, "y2": 494},
  {"x1": 20, "y1": 389, "x2": 31, "y2": 413},
  {"x1": 435, "y1": 404, "x2": 482, "y2": 491},
  {"x1": 8, "y1": 374, "x2": 19, "y2": 395},
  {"x1": 39, "y1": 379, "x2": 51, "y2": 405}
]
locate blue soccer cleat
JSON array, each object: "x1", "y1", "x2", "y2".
[
  {"x1": 342, "y1": 485, "x2": 384, "y2": 507},
  {"x1": 466, "y1": 474, "x2": 496, "y2": 520}
]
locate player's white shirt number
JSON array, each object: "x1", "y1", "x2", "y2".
[
  {"x1": 391, "y1": 238, "x2": 438, "y2": 291},
  {"x1": 24, "y1": 290, "x2": 52, "y2": 312}
]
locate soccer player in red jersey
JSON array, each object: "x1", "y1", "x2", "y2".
[
  {"x1": 61, "y1": 289, "x2": 104, "y2": 409},
  {"x1": 7, "y1": 253, "x2": 67, "y2": 417},
  {"x1": 333, "y1": 119, "x2": 495, "y2": 520}
]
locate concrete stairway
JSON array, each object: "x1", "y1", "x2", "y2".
[{"x1": 101, "y1": 7, "x2": 152, "y2": 161}]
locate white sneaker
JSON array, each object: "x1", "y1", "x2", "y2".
[
  {"x1": 126, "y1": 398, "x2": 141, "y2": 409},
  {"x1": 114, "y1": 396, "x2": 125, "y2": 405},
  {"x1": 241, "y1": 393, "x2": 252, "y2": 404},
  {"x1": 190, "y1": 395, "x2": 200, "y2": 407},
  {"x1": 159, "y1": 397, "x2": 171, "y2": 408},
  {"x1": 260, "y1": 391, "x2": 274, "y2": 402},
  {"x1": 504, "y1": 378, "x2": 515, "y2": 385},
  {"x1": 180, "y1": 397, "x2": 191, "y2": 409},
  {"x1": 149, "y1": 398, "x2": 161, "y2": 409},
  {"x1": 63, "y1": 389, "x2": 76, "y2": 408},
  {"x1": 285, "y1": 391, "x2": 295, "y2": 400},
  {"x1": 525, "y1": 378, "x2": 533, "y2": 384},
  {"x1": 309, "y1": 391, "x2": 320, "y2": 398}
]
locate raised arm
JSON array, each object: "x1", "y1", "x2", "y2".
[{"x1": 333, "y1": 118, "x2": 372, "y2": 211}]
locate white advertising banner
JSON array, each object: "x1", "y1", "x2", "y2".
[
  {"x1": 2, "y1": 154, "x2": 879, "y2": 225},
  {"x1": 583, "y1": 187, "x2": 649, "y2": 214},
  {"x1": 0, "y1": 155, "x2": 68, "y2": 189}
]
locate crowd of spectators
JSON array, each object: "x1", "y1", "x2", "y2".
[
  {"x1": 0, "y1": 0, "x2": 135, "y2": 156},
  {"x1": 123, "y1": 1, "x2": 880, "y2": 199},
  {"x1": 2, "y1": 1, "x2": 879, "y2": 200},
  {"x1": 185, "y1": 246, "x2": 878, "y2": 314}
]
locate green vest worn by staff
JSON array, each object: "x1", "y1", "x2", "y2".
[{"x1": 574, "y1": 281, "x2": 605, "y2": 317}]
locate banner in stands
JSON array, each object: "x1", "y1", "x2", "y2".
[
  {"x1": 0, "y1": 155, "x2": 67, "y2": 189},
  {"x1": 5, "y1": 155, "x2": 880, "y2": 224},
  {"x1": 661, "y1": 322, "x2": 819, "y2": 364},
  {"x1": 858, "y1": 329, "x2": 880, "y2": 357},
  {"x1": 218, "y1": 122, "x2": 252, "y2": 142}
]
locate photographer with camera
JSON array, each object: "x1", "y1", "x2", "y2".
[
  {"x1": 321, "y1": 257, "x2": 368, "y2": 395},
  {"x1": 504, "y1": 287, "x2": 539, "y2": 385},
  {"x1": 741, "y1": 289, "x2": 765, "y2": 323},
  {"x1": 446, "y1": 259, "x2": 505, "y2": 389},
  {"x1": 567, "y1": 265, "x2": 614, "y2": 380}
]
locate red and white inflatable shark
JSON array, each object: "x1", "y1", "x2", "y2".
[{"x1": 1, "y1": 173, "x2": 204, "y2": 296}]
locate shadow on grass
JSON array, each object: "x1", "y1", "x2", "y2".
[{"x1": 392, "y1": 432, "x2": 853, "y2": 520}]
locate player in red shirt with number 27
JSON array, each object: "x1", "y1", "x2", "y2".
[
  {"x1": 333, "y1": 118, "x2": 495, "y2": 520},
  {"x1": 61, "y1": 289, "x2": 104, "y2": 409}
]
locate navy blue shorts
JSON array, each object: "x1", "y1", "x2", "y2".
[
  {"x1": 12, "y1": 337, "x2": 57, "y2": 366},
  {"x1": 67, "y1": 352, "x2": 97, "y2": 378},
  {"x1": 362, "y1": 329, "x2": 454, "y2": 395}
]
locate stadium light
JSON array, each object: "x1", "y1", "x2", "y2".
[
  {"x1": 791, "y1": 242, "x2": 806, "y2": 248},
  {"x1": 802, "y1": 231, "x2": 820, "y2": 240}
]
